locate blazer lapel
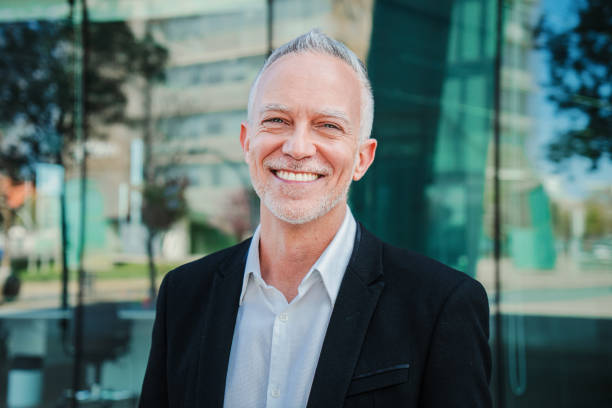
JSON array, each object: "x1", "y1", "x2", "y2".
[
  {"x1": 196, "y1": 240, "x2": 250, "y2": 407},
  {"x1": 307, "y1": 224, "x2": 385, "y2": 408}
]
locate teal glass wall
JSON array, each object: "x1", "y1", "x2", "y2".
[
  {"x1": 353, "y1": 0, "x2": 612, "y2": 406},
  {"x1": 352, "y1": 0, "x2": 497, "y2": 277}
]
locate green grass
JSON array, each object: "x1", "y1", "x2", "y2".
[{"x1": 18, "y1": 262, "x2": 178, "y2": 282}]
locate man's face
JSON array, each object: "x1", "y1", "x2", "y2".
[{"x1": 241, "y1": 52, "x2": 376, "y2": 224}]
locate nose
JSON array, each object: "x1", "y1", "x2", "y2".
[{"x1": 281, "y1": 123, "x2": 316, "y2": 159}]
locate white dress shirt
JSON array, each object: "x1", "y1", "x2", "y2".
[{"x1": 223, "y1": 207, "x2": 357, "y2": 408}]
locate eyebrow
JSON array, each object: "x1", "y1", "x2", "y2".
[
  {"x1": 317, "y1": 108, "x2": 350, "y2": 124},
  {"x1": 259, "y1": 103, "x2": 291, "y2": 115},
  {"x1": 259, "y1": 104, "x2": 350, "y2": 124}
]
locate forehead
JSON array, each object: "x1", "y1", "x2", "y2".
[{"x1": 254, "y1": 52, "x2": 362, "y2": 118}]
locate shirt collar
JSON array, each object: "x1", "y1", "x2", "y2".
[
  {"x1": 239, "y1": 225, "x2": 263, "y2": 304},
  {"x1": 309, "y1": 207, "x2": 356, "y2": 305},
  {"x1": 239, "y1": 206, "x2": 357, "y2": 306}
]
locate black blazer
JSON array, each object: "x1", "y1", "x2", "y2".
[{"x1": 140, "y1": 224, "x2": 492, "y2": 407}]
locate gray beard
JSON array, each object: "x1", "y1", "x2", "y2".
[{"x1": 252, "y1": 176, "x2": 351, "y2": 225}]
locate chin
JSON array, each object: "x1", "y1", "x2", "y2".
[{"x1": 262, "y1": 193, "x2": 347, "y2": 225}]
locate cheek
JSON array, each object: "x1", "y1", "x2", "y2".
[
  {"x1": 244, "y1": 149, "x2": 256, "y2": 168},
  {"x1": 334, "y1": 148, "x2": 359, "y2": 175},
  {"x1": 249, "y1": 137, "x2": 278, "y2": 161}
]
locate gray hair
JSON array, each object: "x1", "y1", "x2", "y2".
[{"x1": 247, "y1": 29, "x2": 374, "y2": 142}]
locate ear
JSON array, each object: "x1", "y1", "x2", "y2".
[
  {"x1": 352, "y1": 138, "x2": 377, "y2": 181},
  {"x1": 240, "y1": 122, "x2": 250, "y2": 160}
]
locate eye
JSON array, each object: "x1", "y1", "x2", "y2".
[
  {"x1": 322, "y1": 123, "x2": 341, "y2": 130},
  {"x1": 263, "y1": 117, "x2": 286, "y2": 124}
]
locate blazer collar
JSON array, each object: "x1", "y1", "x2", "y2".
[
  {"x1": 307, "y1": 223, "x2": 385, "y2": 408},
  {"x1": 195, "y1": 223, "x2": 385, "y2": 408},
  {"x1": 196, "y1": 238, "x2": 250, "y2": 407}
]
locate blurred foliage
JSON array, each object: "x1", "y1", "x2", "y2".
[
  {"x1": 0, "y1": 17, "x2": 168, "y2": 286},
  {"x1": 189, "y1": 218, "x2": 237, "y2": 255},
  {"x1": 585, "y1": 201, "x2": 611, "y2": 238},
  {"x1": 550, "y1": 201, "x2": 571, "y2": 242},
  {"x1": 535, "y1": 0, "x2": 612, "y2": 169},
  {"x1": 141, "y1": 177, "x2": 188, "y2": 234},
  {"x1": 0, "y1": 139, "x2": 31, "y2": 182},
  {"x1": 0, "y1": 17, "x2": 168, "y2": 174}
]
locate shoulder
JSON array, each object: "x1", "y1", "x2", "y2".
[
  {"x1": 362, "y1": 226, "x2": 487, "y2": 309},
  {"x1": 161, "y1": 238, "x2": 251, "y2": 295},
  {"x1": 384, "y1": 240, "x2": 477, "y2": 287}
]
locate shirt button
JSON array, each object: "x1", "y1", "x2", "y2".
[
  {"x1": 270, "y1": 386, "x2": 280, "y2": 398},
  {"x1": 279, "y1": 312, "x2": 288, "y2": 322}
]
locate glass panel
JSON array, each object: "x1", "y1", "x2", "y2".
[
  {"x1": 0, "y1": 0, "x2": 378, "y2": 405},
  {"x1": 352, "y1": 0, "x2": 611, "y2": 406},
  {"x1": 352, "y1": 0, "x2": 496, "y2": 277},
  {"x1": 73, "y1": 2, "x2": 269, "y2": 404},
  {"x1": 496, "y1": 0, "x2": 612, "y2": 406},
  {"x1": 0, "y1": 8, "x2": 76, "y2": 406},
  {"x1": 1, "y1": 0, "x2": 610, "y2": 406}
]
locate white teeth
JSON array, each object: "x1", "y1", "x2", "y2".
[{"x1": 276, "y1": 170, "x2": 319, "y2": 182}]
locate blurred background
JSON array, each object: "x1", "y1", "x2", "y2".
[{"x1": 0, "y1": 0, "x2": 610, "y2": 406}]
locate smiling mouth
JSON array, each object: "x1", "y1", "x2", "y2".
[{"x1": 273, "y1": 170, "x2": 321, "y2": 182}]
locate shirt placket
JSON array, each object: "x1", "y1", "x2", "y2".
[{"x1": 265, "y1": 289, "x2": 291, "y2": 408}]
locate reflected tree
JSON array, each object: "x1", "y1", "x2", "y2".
[
  {"x1": 139, "y1": 22, "x2": 188, "y2": 303},
  {"x1": 220, "y1": 189, "x2": 255, "y2": 243},
  {"x1": 0, "y1": 138, "x2": 33, "y2": 293},
  {"x1": 141, "y1": 176, "x2": 188, "y2": 302},
  {"x1": 0, "y1": 18, "x2": 167, "y2": 295},
  {"x1": 0, "y1": 19, "x2": 167, "y2": 157},
  {"x1": 584, "y1": 201, "x2": 609, "y2": 238},
  {"x1": 535, "y1": 0, "x2": 612, "y2": 169}
]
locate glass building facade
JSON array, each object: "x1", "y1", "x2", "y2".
[{"x1": 0, "y1": 0, "x2": 610, "y2": 406}]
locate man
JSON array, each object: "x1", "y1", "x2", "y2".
[{"x1": 140, "y1": 30, "x2": 491, "y2": 408}]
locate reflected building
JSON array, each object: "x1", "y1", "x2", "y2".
[
  {"x1": 83, "y1": 0, "x2": 374, "y2": 261},
  {"x1": 352, "y1": 0, "x2": 497, "y2": 277},
  {"x1": 0, "y1": 0, "x2": 611, "y2": 407},
  {"x1": 352, "y1": 0, "x2": 556, "y2": 277},
  {"x1": 497, "y1": 0, "x2": 556, "y2": 271}
]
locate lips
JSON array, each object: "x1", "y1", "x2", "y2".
[{"x1": 273, "y1": 170, "x2": 320, "y2": 182}]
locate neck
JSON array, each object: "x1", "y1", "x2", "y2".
[{"x1": 258, "y1": 203, "x2": 347, "y2": 302}]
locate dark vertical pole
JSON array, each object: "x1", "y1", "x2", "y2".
[
  {"x1": 493, "y1": 0, "x2": 504, "y2": 407},
  {"x1": 58, "y1": 153, "x2": 70, "y2": 357},
  {"x1": 267, "y1": 0, "x2": 273, "y2": 56},
  {"x1": 71, "y1": 0, "x2": 88, "y2": 405},
  {"x1": 59, "y1": 178, "x2": 69, "y2": 310},
  {"x1": 59, "y1": 0, "x2": 74, "y2": 344},
  {"x1": 142, "y1": 22, "x2": 157, "y2": 303}
]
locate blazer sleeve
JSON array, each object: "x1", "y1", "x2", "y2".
[
  {"x1": 139, "y1": 274, "x2": 170, "y2": 408},
  {"x1": 419, "y1": 278, "x2": 492, "y2": 408}
]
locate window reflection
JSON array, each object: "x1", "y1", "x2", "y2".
[{"x1": 0, "y1": 0, "x2": 609, "y2": 407}]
